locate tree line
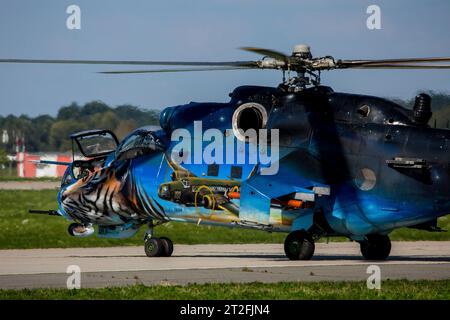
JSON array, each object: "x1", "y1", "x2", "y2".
[
  {"x1": 0, "y1": 91, "x2": 450, "y2": 154},
  {"x1": 0, "y1": 101, "x2": 160, "y2": 153},
  {"x1": 391, "y1": 90, "x2": 450, "y2": 128}
]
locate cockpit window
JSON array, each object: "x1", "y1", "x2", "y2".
[
  {"x1": 71, "y1": 130, "x2": 119, "y2": 158},
  {"x1": 78, "y1": 134, "x2": 116, "y2": 156},
  {"x1": 115, "y1": 130, "x2": 164, "y2": 161},
  {"x1": 61, "y1": 169, "x2": 75, "y2": 187}
]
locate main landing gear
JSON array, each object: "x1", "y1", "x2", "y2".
[
  {"x1": 143, "y1": 222, "x2": 174, "y2": 257},
  {"x1": 283, "y1": 231, "x2": 392, "y2": 261},
  {"x1": 284, "y1": 230, "x2": 315, "y2": 260},
  {"x1": 359, "y1": 234, "x2": 391, "y2": 260}
]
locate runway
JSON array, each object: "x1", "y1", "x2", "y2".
[
  {"x1": 0, "y1": 241, "x2": 449, "y2": 289},
  {"x1": 0, "y1": 181, "x2": 59, "y2": 190}
]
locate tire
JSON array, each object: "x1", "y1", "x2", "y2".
[
  {"x1": 144, "y1": 238, "x2": 163, "y2": 257},
  {"x1": 68, "y1": 223, "x2": 81, "y2": 236},
  {"x1": 360, "y1": 234, "x2": 391, "y2": 260},
  {"x1": 159, "y1": 237, "x2": 174, "y2": 257},
  {"x1": 284, "y1": 230, "x2": 315, "y2": 260}
]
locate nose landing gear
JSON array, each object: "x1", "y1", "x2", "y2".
[
  {"x1": 143, "y1": 222, "x2": 174, "y2": 257},
  {"x1": 144, "y1": 236, "x2": 174, "y2": 257},
  {"x1": 159, "y1": 237, "x2": 174, "y2": 257}
]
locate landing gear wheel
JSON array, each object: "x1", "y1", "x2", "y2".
[
  {"x1": 284, "y1": 230, "x2": 315, "y2": 260},
  {"x1": 360, "y1": 234, "x2": 391, "y2": 260},
  {"x1": 159, "y1": 237, "x2": 174, "y2": 257},
  {"x1": 144, "y1": 238, "x2": 163, "y2": 257},
  {"x1": 68, "y1": 223, "x2": 81, "y2": 236}
]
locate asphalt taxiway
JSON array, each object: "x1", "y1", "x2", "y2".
[
  {"x1": 0, "y1": 181, "x2": 59, "y2": 190},
  {"x1": 0, "y1": 241, "x2": 449, "y2": 289}
]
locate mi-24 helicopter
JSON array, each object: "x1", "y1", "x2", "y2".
[{"x1": 4, "y1": 44, "x2": 450, "y2": 260}]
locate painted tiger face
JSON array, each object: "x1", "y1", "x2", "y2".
[{"x1": 61, "y1": 163, "x2": 135, "y2": 225}]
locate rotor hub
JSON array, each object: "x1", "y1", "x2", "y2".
[{"x1": 292, "y1": 44, "x2": 312, "y2": 58}]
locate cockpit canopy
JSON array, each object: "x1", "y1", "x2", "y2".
[
  {"x1": 115, "y1": 126, "x2": 166, "y2": 161},
  {"x1": 70, "y1": 129, "x2": 119, "y2": 158}
]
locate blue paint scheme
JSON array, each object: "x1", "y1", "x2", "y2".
[
  {"x1": 57, "y1": 85, "x2": 449, "y2": 241},
  {"x1": 98, "y1": 221, "x2": 140, "y2": 239}
]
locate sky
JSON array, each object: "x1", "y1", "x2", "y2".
[{"x1": 0, "y1": 0, "x2": 449, "y2": 116}]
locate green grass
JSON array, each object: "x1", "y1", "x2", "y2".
[
  {"x1": 0, "y1": 169, "x2": 60, "y2": 181},
  {"x1": 0, "y1": 280, "x2": 449, "y2": 299},
  {"x1": 0, "y1": 177, "x2": 60, "y2": 182},
  {"x1": 0, "y1": 190, "x2": 285, "y2": 249},
  {"x1": 0, "y1": 176, "x2": 60, "y2": 182},
  {"x1": 0, "y1": 190, "x2": 449, "y2": 249},
  {"x1": 390, "y1": 216, "x2": 450, "y2": 240}
]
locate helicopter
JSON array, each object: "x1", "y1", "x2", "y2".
[{"x1": 4, "y1": 43, "x2": 450, "y2": 260}]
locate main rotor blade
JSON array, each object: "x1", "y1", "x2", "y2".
[
  {"x1": 99, "y1": 66, "x2": 255, "y2": 74},
  {"x1": 338, "y1": 57, "x2": 450, "y2": 67},
  {"x1": 348, "y1": 64, "x2": 450, "y2": 69},
  {"x1": 240, "y1": 47, "x2": 289, "y2": 61},
  {"x1": 0, "y1": 58, "x2": 258, "y2": 67}
]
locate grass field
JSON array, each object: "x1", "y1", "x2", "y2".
[
  {"x1": 0, "y1": 169, "x2": 60, "y2": 182},
  {"x1": 0, "y1": 280, "x2": 449, "y2": 299},
  {"x1": 0, "y1": 190, "x2": 449, "y2": 249},
  {"x1": 0, "y1": 177, "x2": 60, "y2": 182},
  {"x1": 0, "y1": 190, "x2": 285, "y2": 249}
]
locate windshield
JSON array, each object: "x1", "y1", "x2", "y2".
[
  {"x1": 61, "y1": 165, "x2": 75, "y2": 187},
  {"x1": 115, "y1": 130, "x2": 164, "y2": 161},
  {"x1": 73, "y1": 130, "x2": 118, "y2": 158}
]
